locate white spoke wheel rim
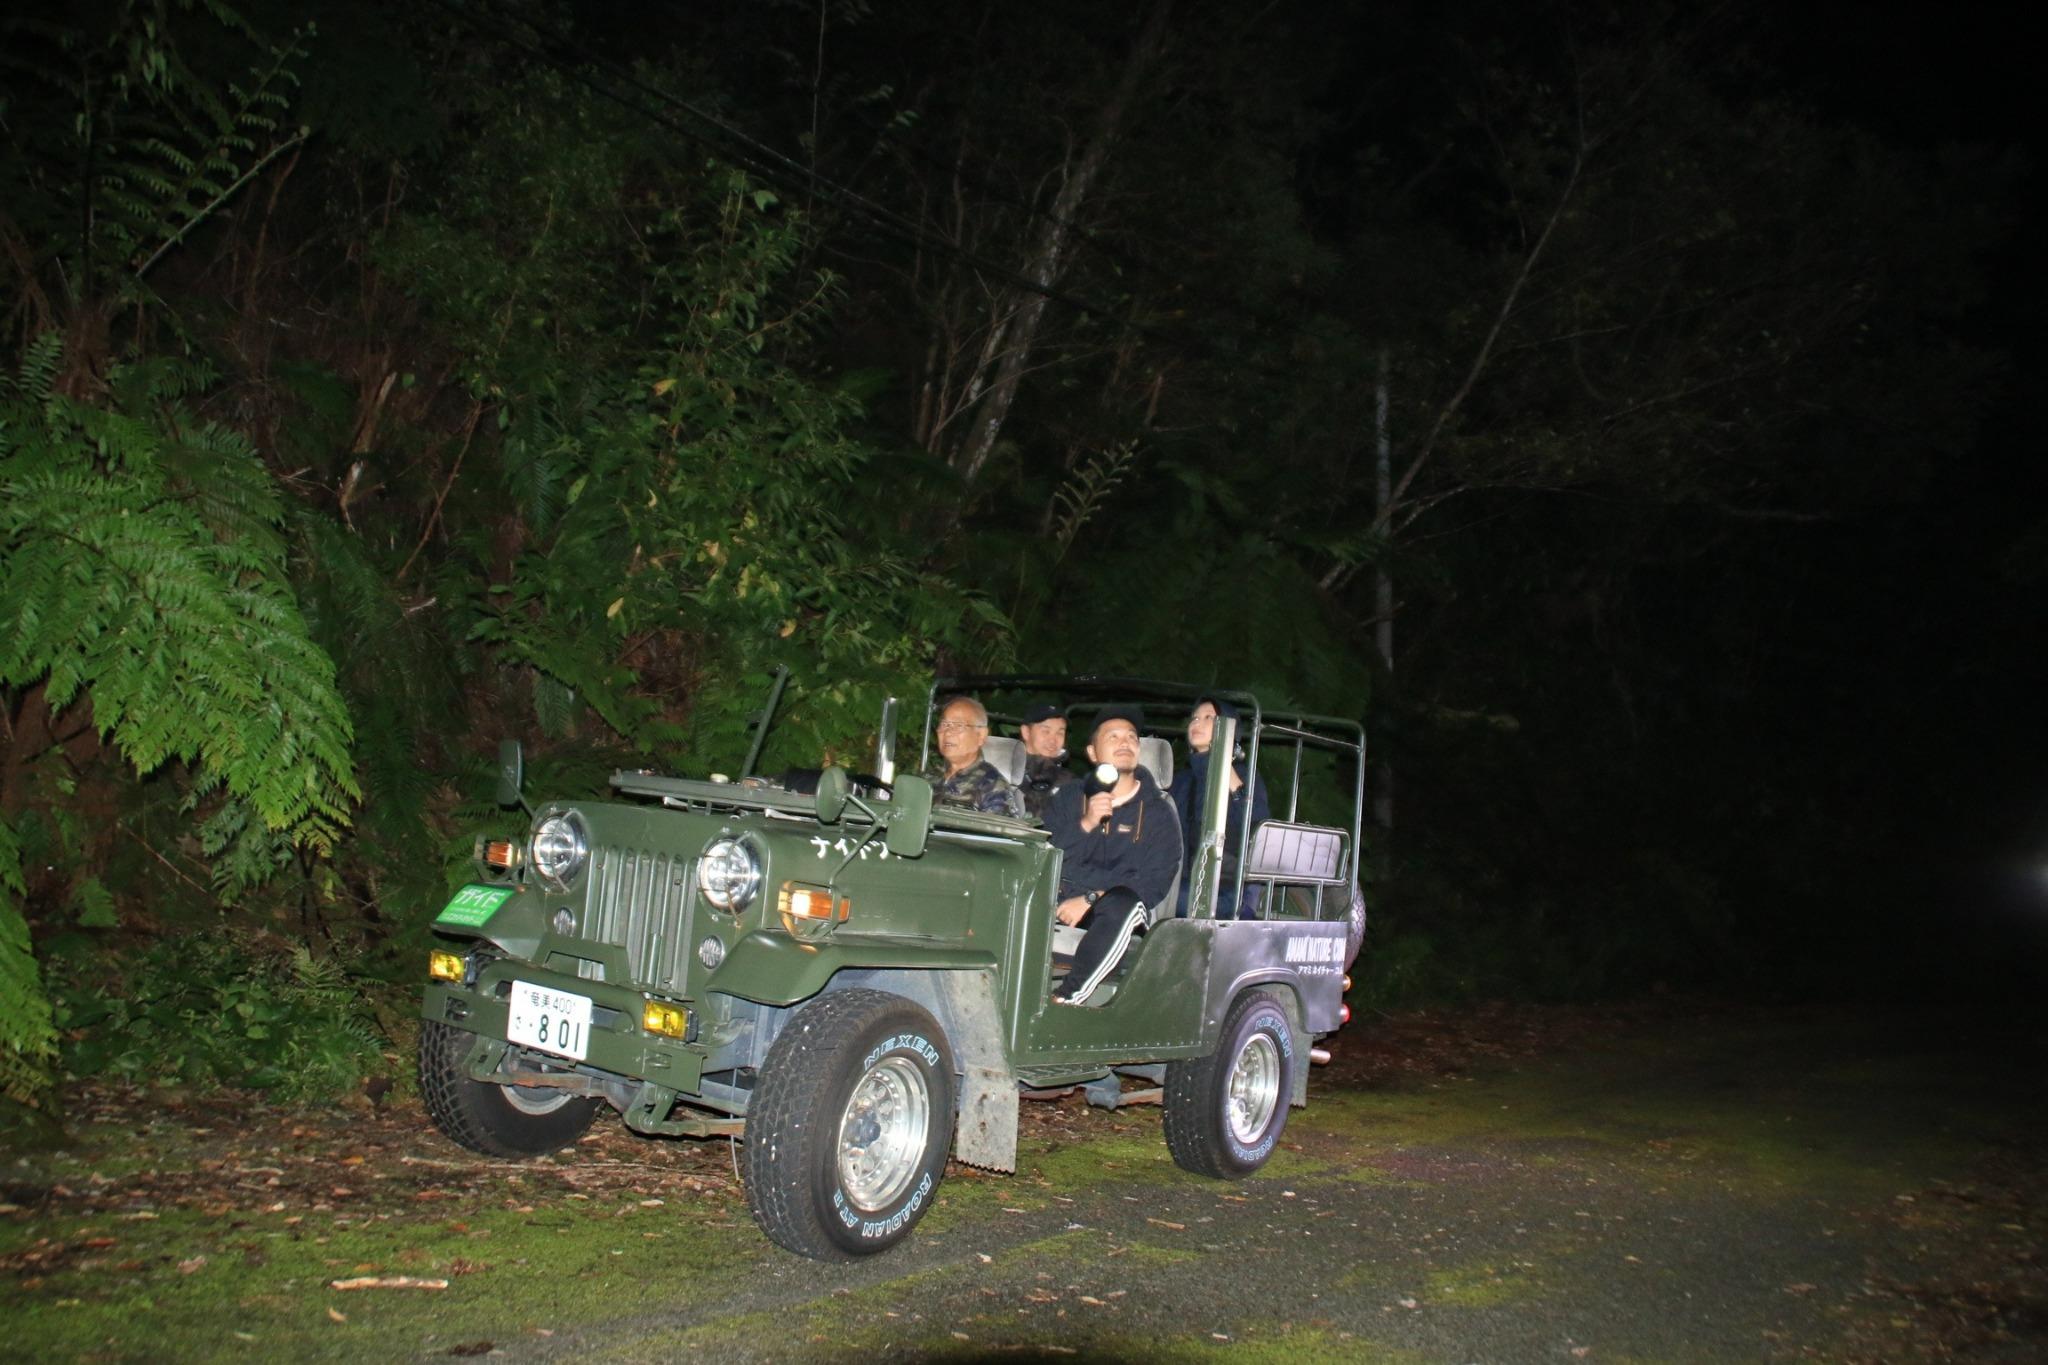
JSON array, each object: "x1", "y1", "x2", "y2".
[
  {"x1": 836, "y1": 1055, "x2": 931, "y2": 1212},
  {"x1": 1225, "y1": 1030, "x2": 1282, "y2": 1145},
  {"x1": 503, "y1": 1083, "x2": 572, "y2": 1116}
]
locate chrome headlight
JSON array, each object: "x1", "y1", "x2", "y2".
[
  {"x1": 697, "y1": 837, "x2": 762, "y2": 911},
  {"x1": 530, "y1": 812, "x2": 588, "y2": 887}
]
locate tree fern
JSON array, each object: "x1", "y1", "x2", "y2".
[
  {"x1": 0, "y1": 342, "x2": 359, "y2": 1106},
  {"x1": 1, "y1": 346, "x2": 360, "y2": 842}
]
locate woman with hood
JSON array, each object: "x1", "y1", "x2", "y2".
[{"x1": 1170, "y1": 697, "x2": 1271, "y2": 919}]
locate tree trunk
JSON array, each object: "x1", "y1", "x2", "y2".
[
  {"x1": 1371, "y1": 347, "x2": 1395, "y2": 840},
  {"x1": 945, "y1": 1, "x2": 1171, "y2": 500}
]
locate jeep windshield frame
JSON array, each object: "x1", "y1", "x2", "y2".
[{"x1": 925, "y1": 675, "x2": 1366, "y2": 919}]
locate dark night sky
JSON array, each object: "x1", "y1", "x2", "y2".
[{"x1": 1781, "y1": 5, "x2": 2048, "y2": 992}]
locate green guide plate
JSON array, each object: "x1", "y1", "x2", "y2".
[{"x1": 437, "y1": 883, "x2": 515, "y2": 927}]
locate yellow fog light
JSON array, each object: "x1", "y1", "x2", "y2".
[
  {"x1": 642, "y1": 999, "x2": 691, "y2": 1039},
  {"x1": 428, "y1": 949, "x2": 464, "y2": 982},
  {"x1": 778, "y1": 882, "x2": 849, "y2": 922}
]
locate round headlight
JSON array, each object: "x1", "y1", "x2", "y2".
[
  {"x1": 531, "y1": 812, "x2": 588, "y2": 887},
  {"x1": 697, "y1": 837, "x2": 761, "y2": 911}
]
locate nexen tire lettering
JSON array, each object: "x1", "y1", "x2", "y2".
[{"x1": 862, "y1": 1033, "x2": 940, "y2": 1071}]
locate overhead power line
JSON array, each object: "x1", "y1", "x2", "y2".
[
  {"x1": 420, "y1": 0, "x2": 1309, "y2": 384},
  {"x1": 426, "y1": 0, "x2": 1128, "y2": 325}
]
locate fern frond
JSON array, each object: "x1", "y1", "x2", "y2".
[{"x1": 1047, "y1": 440, "x2": 1139, "y2": 562}]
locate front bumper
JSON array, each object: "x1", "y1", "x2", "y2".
[{"x1": 423, "y1": 955, "x2": 709, "y2": 1099}]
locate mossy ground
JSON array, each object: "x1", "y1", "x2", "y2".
[{"x1": 6, "y1": 1003, "x2": 2042, "y2": 1362}]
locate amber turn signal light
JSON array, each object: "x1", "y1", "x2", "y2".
[
  {"x1": 642, "y1": 1000, "x2": 690, "y2": 1039},
  {"x1": 428, "y1": 949, "x2": 464, "y2": 982},
  {"x1": 778, "y1": 882, "x2": 850, "y2": 921}
]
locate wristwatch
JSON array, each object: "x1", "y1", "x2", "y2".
[{"x1": 1084, "y1": 889, "x2": 1103, "y2": 906}]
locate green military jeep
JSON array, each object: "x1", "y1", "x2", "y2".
[{"x1": 420, "y1": 675, "x2": 1366, "y2": 1259}]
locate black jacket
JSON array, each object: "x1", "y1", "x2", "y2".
[{"x1": 1045, "y1": 765, "x2": 1182, "y2": 911}]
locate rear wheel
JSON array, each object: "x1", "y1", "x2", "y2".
[
  {"x1": 743, "y1": 989, "x2": 956, "y2": 1259},
  {"x1": 1163, "y1": 989, "x2": 1297, "y2": 1178},
  {"x1": 418, "y1": 1020, "x2": 602, "y2": 1157}
]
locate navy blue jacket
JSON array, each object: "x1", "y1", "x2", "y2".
[
  {"x1": 1170, "y1": 750, "x2": 1271, "y2": 891},
  {"x1": 1045, "y1": 766, "x2": 1182, "y2": 911}
]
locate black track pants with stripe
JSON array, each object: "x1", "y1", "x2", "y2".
[{"x1": 1055, "y1": 887, "x2": 1148, "y2": 1005}]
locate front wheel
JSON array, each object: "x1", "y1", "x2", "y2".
[
  {"x1": 418, "y1": 1020, "x2": 602, "y2": 1157},
  {"x1": 1163, "y1": 989, "x2": 1298, "y2": 1178},
  {"x1": 743, "y1": 989, "x2": 957, "y2": 1259}
]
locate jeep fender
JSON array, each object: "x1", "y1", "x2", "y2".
[
  {"x1": 828, "y1": 966, "x2": 1017, "y2": 1174},
  {"x1": 707, "y1": 931, "x2": 997, "y2": 1007}
]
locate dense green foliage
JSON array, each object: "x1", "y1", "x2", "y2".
[
  {"x1": 0, "y1": 0, "x2": 2024, "y2": 1112},
  {"x1": 48, "y1": 933, "x2": 392, "y2": 1100}
]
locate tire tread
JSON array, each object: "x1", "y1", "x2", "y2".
[
  {"x1": 418, "y1": 1019, "x2": 599, "y2": 1158},
  {"x1": 743, "y1": 989, "x2": 952, "y2": 1260},
  {"x1": 1162, "y1": 989, "x2": 1293, "y2": 1179}
]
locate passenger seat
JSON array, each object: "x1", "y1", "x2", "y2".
[{"x1": 980, "y1": 735, "x2": 1027, "y2": 785}]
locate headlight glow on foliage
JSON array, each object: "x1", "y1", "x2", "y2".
[
  {"x1": 697, "y1": 838, "x2": 761, "y2": 911},
  {"x1": 531, "y1": 812, "x2": 588, "y2": 887}
]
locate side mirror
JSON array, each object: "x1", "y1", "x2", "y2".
[
  {"x1": 495, "y1": 739, "x2": 525, "y2": 809},
  {"x1": 814, "y1": 765, "x2": 851, "y2": 823},
  {"x1": 884, "y1": 775, "x2": 933, "y2": 858},
  {"x1": 874, "y1": 696, "x2": 899, "y2": 788}
]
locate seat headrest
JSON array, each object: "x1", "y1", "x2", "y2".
[
  {"x1": 1137, "y1": 736, "x2": 1173, "y2": 790},
  {"x1": 979, "y1": 735, "x2": 1027, "y2": 785}
]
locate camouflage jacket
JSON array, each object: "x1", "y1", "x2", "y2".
[
  {"x1": 1019, "y1": 751, "x2": 1070, "y2": 822},
  {"x1": 929, "y1": 757, "x2": 1027, "y2": 820}
]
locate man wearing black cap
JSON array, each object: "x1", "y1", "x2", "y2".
[
  {"x1": 1043, "y1": 706, "x2": 1182, "y2": 1005},
  {"x1": 1016, "y1": 702, "x2": 1070, "y2": 821}
]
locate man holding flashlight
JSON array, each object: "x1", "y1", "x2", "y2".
[{"x1": 1043, "y1": 706, "x2": 1181, "y2": 1004}]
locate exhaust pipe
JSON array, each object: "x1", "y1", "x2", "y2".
[{"x1": 1309, "y1": 1046, "x2": 1332, "y2": 1066}]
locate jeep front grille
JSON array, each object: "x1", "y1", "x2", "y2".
[{"x1": 582, "y1": 845, "x2": 697, "y2": 993}]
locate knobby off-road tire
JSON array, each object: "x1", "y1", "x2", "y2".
[
  {"x1": 418, "y1": 1019, "x2": 601, "y2": 1157},
  {"x1": 743, "y1": 989, "x2": 957, "y2": 1260},
  {"x1": 1163, "y1": 989, "x2": 1298, "y2": 1178}
]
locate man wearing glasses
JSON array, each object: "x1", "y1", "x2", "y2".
[{"x1": 928, "y1": 696, "x2": 1027, "y2": 819}]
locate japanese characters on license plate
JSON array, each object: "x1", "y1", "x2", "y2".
[{"x1": 507, "y1": 980, "x2": 592, "y2": 1062}]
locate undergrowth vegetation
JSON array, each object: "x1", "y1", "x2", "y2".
[{"x1": 46, "y1": 935, "x2": 403, "y2": 1102}]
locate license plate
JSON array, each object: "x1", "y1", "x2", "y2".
[{"x1": 506, "y1": 980, "x2": 593, "y2": 1062}]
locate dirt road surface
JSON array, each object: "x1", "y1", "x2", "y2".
[{"x1": 6, "y1": 1002, "x2": 2042, "y2": 1361}]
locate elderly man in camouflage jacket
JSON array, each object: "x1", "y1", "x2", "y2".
[{"x1": 928, "y1": 695, "x2": 1026, "y2": 819}]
